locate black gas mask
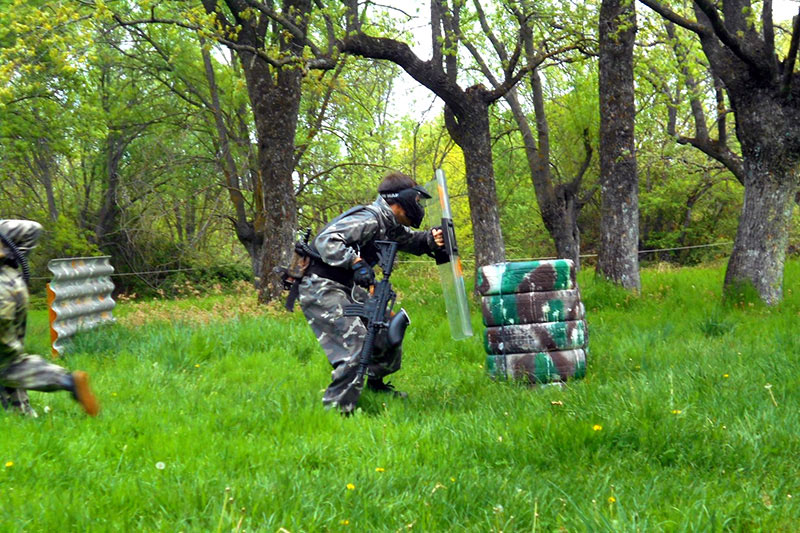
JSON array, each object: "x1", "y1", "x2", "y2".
[{"x1": 380, "y1": 185, "x2": 431, "y2": 228}]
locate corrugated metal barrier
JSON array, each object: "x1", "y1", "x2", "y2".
[{"x1": 47, "y1": 256, "x2": 116, "y2": 357}]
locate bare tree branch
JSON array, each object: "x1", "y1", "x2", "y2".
[
  {"x1": 574, "y1": 128, "x2": 593, "y2": 191},
  {"x1": 675, "y1": 137, "x2": 745, "y2": 184},
  {"x1": 763, "y1": 0, "x2": 777, "y2": 72},
  {"x1": 713, "y1": 73, "x2": 728, "y2": 145},
  {"x1": 472, "y1": 0, "x2": 508, "y2": 61},
  {"x1": 462, "y1": 40, "x2": 500, "y2": 87},
  {"x1": 661, "y1": 20, "x2": 745, "y2": 183},
  {"x1": 781, "y1": 10, "x2": 800, "y2": 94},
  {"x1": 693, "y1": 0, "x2": 765, "y2": 72},
  {"x1": 294, "y1": 61, "x2": 346, "y2": 165},
  {"x1": 437, "y1": 0, "x2": 459, "y2": 83},
  {"x1": 665, "y1": 22, "x2": 708, "y2": 140},
  {"x1": 638, "y1": 0, "x2": 711, "y2": 35},
  {"x1": 429, "y1": 0, "x2": 444, "y2": 69},
  {"x1": 339, "y1": 32, "x2": 467, "y2": 114},
  {"x1": 313, "y1": 0, "x2": 337, "y2": 56},
  {"x1": 243, "y1": 0, "x2": 325, "y2": 57},
  {"x1": 111, "y1": 14, "x2": 335, "y2": 70},
  {"x1": 485, "y1": 44, "x2": 578, "y2": 103}
]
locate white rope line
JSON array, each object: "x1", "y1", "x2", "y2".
[
  {"x1": 29, "y1": 263, "x2": 249, "y2": 280},
  {"x1": 397, "y1": 240, "x2": 735, "y2": 263},
  {"x1": 29, "y1": 240, "x2": 735, "y2": 278}
]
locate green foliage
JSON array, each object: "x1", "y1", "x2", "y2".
[
  {"x1": 723, "y1": 279, "x2": 767, "y2": 310},
  {"x1": 6, "y1": 259, "x2": 800, "y2": 530},
  {"x1": 27, "y1": 218, "x2": 102, "y2": 293},
  {"x1": 698, "y1": 309, "x2": 737, "y2": 338}
]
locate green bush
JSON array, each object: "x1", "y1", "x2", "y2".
[{"x1": 28, "y1": 218, "x2": 102, "y2": 294}]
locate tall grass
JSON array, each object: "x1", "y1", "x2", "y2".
[{"x1": 2, "y1": 260, "x2": 799, "y2": 531}]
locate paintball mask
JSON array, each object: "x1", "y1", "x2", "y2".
[{"x1": 380, "y1": 185, "x2": 432, "y2": 228}]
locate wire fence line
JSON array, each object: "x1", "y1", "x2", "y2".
[
  {"x1": 29, "y1": 240, "x2": 735, "y2": 279},
  {"x1": 398, "y1": 240, "x2": 735, "y2": 264}
]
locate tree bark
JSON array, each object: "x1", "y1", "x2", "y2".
[
  {"x1": 340, "y1": 32, "x2": 506, "y2": 268},
  {"x1": 200, "y1": 40, "x2": 263, "y2": 284},
  {"x1": 95, "y1": 130, "x2": 124, "y2": 249},
  {"x1": 202, "y1": 0, "x2": 310, "y2": 302},
  {"x1": 690, "y1": 2, "x2": 800, "y2": 303},
  {"x1": 597, "y1": 0, "x2": 641, "y2": 290},
  {"x1": 33, "y1": 136, "x2": 59, "y2": 222},
  {"x1": 640, "y1": 0, "x2": 800, "y2": 303},
  {"x1": 504, "y1": 81, "x2": 588, "y2": 268},
  {"x1": 443, "y1": 95, "x2": 505, "y2": 268},
  {"x1": 725, "y1": 165, "x2": 795, "y2": 304}
]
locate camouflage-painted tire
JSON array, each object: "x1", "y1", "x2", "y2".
[
  {"x1": 484, "y1": 320, "x2": 587, "y2": 355},
  {"x1": 486, "y1": 349, "x2": 587, "y2": 384},
  {"x1": 476, "y1": 259, "x2": 576, "y2": 296},
  {"x1": 481, "y1": 289, "x2": 584, "y2": 326}
]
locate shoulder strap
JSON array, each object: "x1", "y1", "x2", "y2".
[
  {"x1": 317, "y1": 205, "x2": 384, "y2": 239},
  {"x1": 309, "y1": 204, "x2": 385, "y2": 262}
]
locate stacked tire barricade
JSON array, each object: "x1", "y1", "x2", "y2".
[{"x1": 477, "y1": 259, "x2": 588, "y2": 385}]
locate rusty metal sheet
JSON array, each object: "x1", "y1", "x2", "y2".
[{"x1": 47, "y1": 256, "x2": 115, "y2": 356}]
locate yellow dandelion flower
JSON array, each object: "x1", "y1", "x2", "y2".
[
  {"x1": 375, "y1": 467, "x2": 385, "y2": 472},
  {"x1": 195, "y1": 364, "x2": 201, "y2": 368},
  {"x1": 340, "y1": 519, "x2": 350, "y2": 525},
  {"x1": 723, "y1": 374, "x2": 729, "y2": 378},
  {"x1": 592, "y1": 424, "x2": 603, "y2": 431},
  {"x1": 672, "y1": 409, "x2": 682, "y2": 414},
  {"x1": 4, "y1": 461, "x2": 12, "y2": 468},
  {"x1": 608, "y1": 496, "x2": 616, "y2": 504},
  {"x1": 346, "y1": 483, "x2": 355, "y2": 490},
  {"x1": 450, "y1": 477, "x2": 456, "y2": 482}
]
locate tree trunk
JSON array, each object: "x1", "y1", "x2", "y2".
[
  {"x1": 505, "y1": 82, "x2": 585, "y2": 268},
  {"x1": 724, "y1": 161, "x2": 796, "y2": 304},
  {"x1": 201, "y1": 0, "x2": 311, "y2": 302},
  {"x1": 340, "y1": 30, "x2": 506, "y2": 270},
  {"x1": 200, "y1": 41, "x2": 262, "y2": 283},
  {"x1": 444, "y1": 97, "x2": 506, "y2": 268},
  {"x1": 552, "y1": 184, "x2": 581, "y2": 265},
  {"x1": 238, "y1": 48, "x2": 302, "y2": 303},
  {"x1": 95, "y1": 131, "x2": 123, "y2": 249},
  {"x1": 33, "y1": 137, "x2": 59, "y2": 222},
  {"x1": 597, "y1": 0, "x2": 640, "y2": 290}
]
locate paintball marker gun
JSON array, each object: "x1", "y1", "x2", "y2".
[
  {"x1": 276, "y1": 227, "x2": 320, "y2": 311},
  {"x1": 334, "y1": 240, "x2": 409, "y2": 411}
]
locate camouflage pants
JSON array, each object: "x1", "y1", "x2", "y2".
[
  {"x1": 1, "y1": 264, "x2": 71, "y2": 416},
  {"x1": 299, "y1": 273, "x2": 402, "y2": 411}
]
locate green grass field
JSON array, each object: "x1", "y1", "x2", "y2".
[{"x1": 2, "y1": 260, "x2": 799, "y2": 532}]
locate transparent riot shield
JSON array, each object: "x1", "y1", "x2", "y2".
[{"x1": 425, "y1": 169, "x2": 473, "y2": 340}]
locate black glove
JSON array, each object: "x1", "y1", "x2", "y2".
[
  {"x1": 426, "y1": 226, "x2": 445, "y2": 251},
  {"x1": 351, "y1": 260, "x2": 375, "y2": 288}
]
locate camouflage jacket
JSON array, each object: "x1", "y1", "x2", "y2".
[
  {"x1": 313, "y1": 196, "x2": 435, "y2": 268},
  {"x1": 0, "y1": 220, "x2": 41, "y2": 358},
  {"x1": 0, "y1": 219, "x2": 43, "y2": 260}
]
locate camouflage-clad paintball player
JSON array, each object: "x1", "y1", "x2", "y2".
[
  {"x1": 298, "y1": 172, "x2": 445, "y2": 413},
  {"x1": 0, "y1": 219, "x2": 99, "y2": 417}
]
